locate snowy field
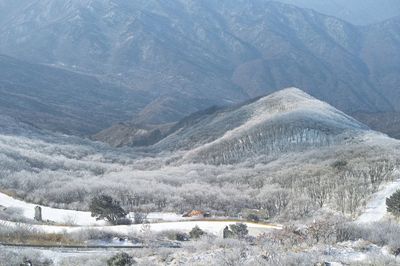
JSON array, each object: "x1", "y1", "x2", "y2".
[
  {"x1": 1, "y1": 219, "x2": 280, "y2": 237},
  {"x1": 0, "y1": 191, "x2": 280, "y2": 237},
  {"x1": 0, "y1": 192, "x2": 187, "y2": 225},
  {"x1": 0, "y1": 192, "x2": 102, "y2": 225}
]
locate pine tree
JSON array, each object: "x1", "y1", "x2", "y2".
[
  {"x1": 89, "y1": 194, "x2": 127, "y2": 224},
  {"x1": 386, "y1": 189, "x2": 400, "y2": 216}
]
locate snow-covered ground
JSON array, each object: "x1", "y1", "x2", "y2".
[
  {"x1": 0, "y1": 192, "x2": 103, "y2": 226},
  {"x1": 0, "y1": 192, "x2": 280, "y2": 237},
  {"x1": 357, "y1": 172, "x2": 400, "y2": 223},
  {"x1": 0, "y1": 192, "x2": 189, "y2": 225},
  {"x1": 146, "y1": 212, "x2": 189, "y2": 222},
  {"x1": 1, "y1": 219, "x2": 280, "y2": 237}
]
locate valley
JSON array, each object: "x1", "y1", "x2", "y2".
[
  {"x1": 1, "y1": 88, "x2": 400, "y2": 264},
  {"x1": 1, "y1": 89, "x2": 397, "y2": 216},
  {"x1": 1, "y1": 1, "x2": 400, "y2": 265}
]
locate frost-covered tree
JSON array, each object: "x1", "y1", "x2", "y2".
[
  {"x1": 89, "y1": 195, "x2": 127, "y2": 224},
  {"x1": 386, "y1": 190, "x2": 400, "y2": 216}
]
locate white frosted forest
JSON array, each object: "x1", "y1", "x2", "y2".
[
  {"x1": 1, "y1": 89, "x2": 400, "y2": 265},
  {"x1": 1, "y1": 0, "x2": 400, "y2": 264},
  {"x1": 0, "y1": 89, "x2": 398, "y2": 220}
]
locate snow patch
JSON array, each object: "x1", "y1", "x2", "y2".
[{"x1": 0, "y1": 192, "x2": 102, "y2": 226}]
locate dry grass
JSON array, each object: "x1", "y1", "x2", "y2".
[
  {"x1": 0, "y1": 233, "x2": 78, "y2": 246},
  {"x1": 0, "y1": 223, "x2": 79, "y2": 246}
]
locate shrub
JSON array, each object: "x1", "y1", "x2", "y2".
[
  {"x1": 247, "y1": 213, "x2": 260, "y2": 222},
  {"x1": 189, "y1": 225, "x2": 205, "y2": 239},
  {"x1": 157, "y1": 230, "x2": 189, "y2": 241},
  {"x1": 115, "y1": 218, "x2": 132, "y2": 225},
  {"x1": 229, "y1": 223, "x2": 249, "y2": 239},
  {"x1": 107, "y1": 252, "x2": 135, "y2": 266},
  {"x1": 176, "y1": 232, "x2": 189, "y2": 241},
  {"x1": 332, "y1": 160, "x2": 348, "y2": 170}
]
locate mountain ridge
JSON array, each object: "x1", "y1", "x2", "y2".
[
  {"x1": 272, "y1": 0, "x2": 400, "y2": 25},
  {"x1": 96, "y1": 88, "x2": 371, "y2": 155},
  {"x1": 0, "y1": 54, "x2": 151, "y2": 135},
  {"x1": 0, "y1": 1, "x2": 399, "y2": 137},
  {"x1": 128, "y1": 87, "x2": 371, "y2": 165},
  {"x1": 177, "y1": 88, "x2": 368, "y2": 164}
]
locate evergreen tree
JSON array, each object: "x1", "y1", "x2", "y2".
[
  {"x1": 386, "y1": 189, "x2": 400, "y2": 216},
  {"x1": 229, "y1": 223, "x2": 249, "y2": 239},
  {"x1": 89, "y1": 194, "x2": 127, "y2": 224}
]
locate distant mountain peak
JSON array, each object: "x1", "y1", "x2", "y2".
[
  {"x1": 142, "y1": 88, "x2": 369, "y2": 164},
  {"x1": 256, "y1": 87, "x2": 323, "y2": 109},
  {"x1": 237, "y1": 87, "x2": 361, "y2": 130}
]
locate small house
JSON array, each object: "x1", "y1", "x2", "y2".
[{"x1": 182, "y1": 210, "x2": 211, "y2": 218}]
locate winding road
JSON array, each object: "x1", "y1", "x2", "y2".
[{"x1": 357, "y1": 177, "x2": 400, "y2": 223}]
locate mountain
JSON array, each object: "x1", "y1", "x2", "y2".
[
  {"x1": 0, "y1": 55, "x2": 150, "y2": 135},
  {"x1": 0, "y1": 0, "x2": 250, "y2": 118},
  {"x1": 136, "y1": 88, "x2": 367, "y2": 164},
  {"x1": 0, "y1": 1, "x2": 399, "y2": 137},
  {"x1": 352, "y1": 112, "x2": 400, "y2": 140},
  {"x1": 274, "y1": 0, "x2": 400, "y2": 25},
  {"x1": 353, "y1": 15, "x2": 400, "y2": 137},
  {"x1": 1, "y1": 87, "x2": 398, "y2": 217}
]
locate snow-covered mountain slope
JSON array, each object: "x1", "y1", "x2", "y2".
[
  {"x1": 150, "y1": 88, "x2": 368, "y2": 164},
  {"x1": 0, "y1": 89, "x2": 399, "y2": 218}
]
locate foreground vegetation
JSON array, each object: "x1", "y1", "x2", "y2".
[
  {"x1": 1, "y1": 216, "x2": 400, "y2": 265},
  {"x1": 1, "y1": 102, "x2": 399, "y2": 265}
]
